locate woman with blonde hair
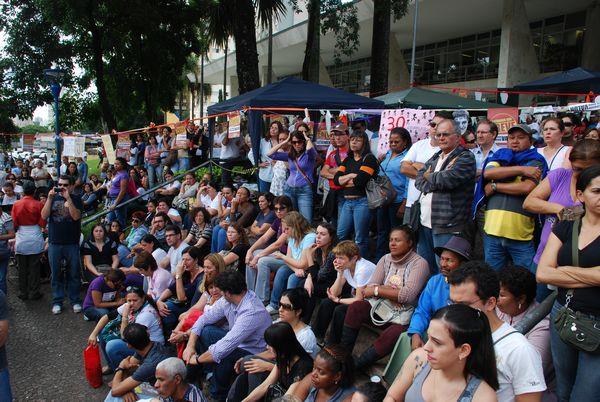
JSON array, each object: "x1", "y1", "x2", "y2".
[{"x1": 266, "y1": 211, "x2": 316, "y2": 313}]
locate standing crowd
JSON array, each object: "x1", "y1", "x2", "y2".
[{"x1": 0, "y1": 111, "x2": 599, "y2": 402}]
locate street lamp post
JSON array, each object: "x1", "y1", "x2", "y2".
[{"x1": 43, "y1": 68, "x2": 66, "y2": 184}]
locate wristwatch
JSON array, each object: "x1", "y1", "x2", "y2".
[
  {"x1": 491, "y1": 182, "x2": 497, "y2": 193},
  {"x1": 175, "y1": 274, "x2": 181, "y2": 280},
  {"x1": 374, "y1": 286, "x2": 379, "y2": 297}
]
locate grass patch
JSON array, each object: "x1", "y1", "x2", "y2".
[{"x1": 86, "y1": 155, "x2": 101, "y2": 177}]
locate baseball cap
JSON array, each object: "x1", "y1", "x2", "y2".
[
  {"x1": 508, "y1": 124, "x2": 533, "y2": 136},
  {"x1": 331, "y1": 122, "x2": 349, "y2": 134}
]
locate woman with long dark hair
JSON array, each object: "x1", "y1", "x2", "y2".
[
  {"x1": 384, "y1": 304, "x2": 498, "y2": 402},
  {"x1": 268, "y1": 127, "x2": 317, "y2": 223},
  {"x1": 229, "y1": 322, "x2": 313, "y2": 402},
  {"x1": 258, "y1": 121, "x2": 285, "y2": 193},
  {"x1": 333, "y1": 130, "x2": 379, "y2": 258}
]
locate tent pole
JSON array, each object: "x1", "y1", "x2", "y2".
[{"x1": 409, "y1": 0, "x2": 419, "y2": 86}]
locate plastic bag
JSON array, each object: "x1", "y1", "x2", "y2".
[{"x1": 83, "y1": 344, "x2": 103, "y2": 388}]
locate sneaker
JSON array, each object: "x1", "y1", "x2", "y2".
[
  {"x1": 73, "y1": 304, "x2": 83, "y2": 314},
  {"x1": 265, "y1": 305, "x2": 277, "y2": 314},
  {"x1": 52, "y1": 305, "x2": 62, "y2": 315}
]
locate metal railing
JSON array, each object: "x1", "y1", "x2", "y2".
[{"x1": 82, "y1": 160, "x2": 211, "y2": 226}]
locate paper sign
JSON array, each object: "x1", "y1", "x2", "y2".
[
  {"x1": 62, "y1": 136, "x2": 85, "y2": 157},
  {"x1": 488, "y1": 107, "x2": 519, "y2": 147},
  {"x1": 101, "y1": 134, "x2": 116, "y2": 164},
  {"x1": 315, "y1": 121, "x2": 330, "y2": 150},
  {"x1": 377, "y1": 109, "x2": 435, "y2": 156},
  {"x1": 116, "y1": 134, "x2": 131, "y2": 159},
  {"x1": 228, "y1": 112, "x2": 241, "y2": 138}
]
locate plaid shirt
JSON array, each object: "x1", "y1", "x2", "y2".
[{"x1": 415, "y1": 146, "x2": 476, "y2": 234}]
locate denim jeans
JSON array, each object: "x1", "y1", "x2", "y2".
[
  {"x1": 194, "y1": 325, "x2": 252, "y2": 401},
  {"x1": 178, "y1": 157, "x2": 190, "y2": 172},
  {"x1": 550, "y1": 301, "x2": 600, "y2": 401},
  {"x1": 416, "y1": 227, "x2": 454, "y2": 275},
  {"x1": 105, "y1": 339, "x2": 135, "y2": 370},
  {"x1": 118, "y1": 244, "x2": 133, "y2": 267},
  {"x1": 0, "y1": 369, "x2": 12, "y2": 402},
  {"x1": 162, "y1": 300, "x2": 189, "y2": 330},
  {"x1": 337, "y1": 197, "x2": 371, "y2": 259},
  {"x1": 106, "y1": 195, "x2": 129, "y2": 228},
  {"x1": 211, "y1": 225, "x2": 228, "y2": 253},
  {"x1": 376, "y1": 202, "x2": 404, "y2": 261},
  {"x1": 284, "y1": 184, "x2": 313, "y2": 223},
  {"x1": 268, "y1": 264, "x2": 306, "y2": 310},
  {"x1": 531, "y1": 262, "x2": 553, "y2": 303},
  {"x1": 48, "y1": 243, "x2": 82, "y2": 306},
  {"x1": 483, "y1": 233, "x2": 534, "y2": 271},
  {"x1": 83, "y1": 306, "x2": 111, "y2": 322},
  {"x1": 258, "y1": 178, "x2": 271, "y2": 193},
  {"x1": 147, "y1": 163, "x2": 160, "y2": 188},
  {"x1": 252, "y1": 255, "x2": 286, "y2": 303}
]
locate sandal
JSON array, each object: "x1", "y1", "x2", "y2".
[{"x1": 102, "y1": 366, "x2": 113, "y2": 375}]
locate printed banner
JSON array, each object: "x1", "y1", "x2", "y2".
[
  {"x1": 377, "y1": 109, "x2": 435, "y2": 156},
  {"x1": 228, "y1": 112, "x2": 241, "y2": 138},
  {"x1": 62, "y1": 136, "x2": 85, "y2": 157},
  {"x1": 101, "y1": 134, "x2": 116, "y2": 164},
  {"x1": 116, "y1": 133, "x2": 131, "y2": 159},
  {"x1": 488, "y1": 107, "x2": 519, "y2": 147}
]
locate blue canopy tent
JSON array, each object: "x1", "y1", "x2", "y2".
[
  {"x1": 206, "y1": 76, "x2": 384, "y2": 166},
  {"x1": 514, "y1": 67, "x2": 600, "y2": 94}
]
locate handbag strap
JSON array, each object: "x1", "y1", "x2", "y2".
[
  {"x1": 566, "y1": 218, "x2": 581, "y2": 305},
  {"x1": 292, "y1": 158, "x2": 313, "y2": 185},
  {"x1": 493, "y1": 330, "x2": 519, "y2": 345}
]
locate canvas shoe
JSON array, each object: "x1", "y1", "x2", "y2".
[
  {"x1": 52, "y1": 304, "x2": 62, "y2": 315},
  {"x1": 73, "y1": 304, "x2": 83, "y2": 314}
]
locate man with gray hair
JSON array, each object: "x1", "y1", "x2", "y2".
[
  {"x1": 152, "y1": 357, "x2": 205, "y2": 402},
  {"x1": 415, "y1": 119, "x2": 476, "y2": 274}
]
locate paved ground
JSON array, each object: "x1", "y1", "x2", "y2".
[{"x1": 5, "y1": 264, "x2": 109, "y2": 401}]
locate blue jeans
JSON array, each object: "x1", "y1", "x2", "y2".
[
  {"x1": 0, "y1": 369, "x2": 12, "y2": 402},
  {"x1": 0, "y1": 249, "x2": 10, "y2": 295},
  {"x1": 162, "y1": 300, "x2": 189, "y2": 330},
  {"x1": 249, "y1": 255, "x2": 286, "y2": 303},
  {"x1": 147, "y1": 163, "x2": 160, "y2": 188},
  {"x1": 337, "y1": 197, "x2": 371, "y2": 259},
  {"x1": 83, "y1": 306, "x2": 111, "y2": 322},
  {"x1": 258, "y1": 178, "x2": 271, "y2": 193},
  {"x1": 550, "y1": 301, "x2": 600, "y2": 401},
  {"x1": 531, "y1": 262, "x2": 553, "y2": 303},
  {"x1": 118, "y1": 245, "x2": 133, "y2": 267},
  {"x1": 48, "y1": 243, "x2": 82, "y2": 306},
  {"x1": 211, "y1": 225, "x2": 228, "y2": 253},
  {"x1": 483, "y1": 233, "x2": 534, "y2": 271},
  {"x1": 194, "y1": 325, "x2": 252, "y2": 401},
  {"x1": 268, "y1": 265, "x2": 305, "y2": 310},
  {"x1": 179, "y1": 157, "x2": 190, "y2": 172},
  {"x1": 106, "y1": 196, "x2": 129, "y2": 228},
  {"x1": 105, "y1": 339, "x2": 135, "y2": 370},
  {"x1": 284, "y1": 184, "x2": 313, "y2": 223},
  {"x1": 376, "y1": 202, "x2": 403, "y2": 261},
  {"x1": 416, "y1": 227, "x2": 454, "y2": 275}
]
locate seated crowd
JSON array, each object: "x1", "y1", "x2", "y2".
[{"x1": 5, "y1": 113, "x2": 600, "y2": 402}]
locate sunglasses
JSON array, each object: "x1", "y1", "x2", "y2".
[
  {"x1": 429, "y1": 121, "x2": 438, "y2": 128},
  {"x1": 274, "y1": 206, "x2": 287, "y2": 211},
  {"x1": 563, "y1": 122, "x2": 574, "y2": 127},
  {"x1": 291, "y1": 140, "x2": 304, "y2": 145},
  {"x1": 279, "y1": 302, "x2": 295, "y2": 311},
  {"x1": 465, "y1": 138, "x2": 476, "y2": 144}
]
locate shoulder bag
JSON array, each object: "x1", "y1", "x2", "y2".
[
  {"x1": 369, "y1": 257, "x2": 415, "y2": 326},
  {"x1": 365, "y1": 155, "x2": 397, "y2": 210},
  {"x1": 553, "y1": 218, "x2": 600, "y2": 353}
]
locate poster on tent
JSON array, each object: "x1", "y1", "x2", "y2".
[
  {"x1": 62, "y1": 136, "x2": 85, "y2": 157},
  {"x1": 101, "y1": 134, "x2": 116, "y2": 164},
  {"x1": 228, "y1": 112, "x2": 241, "y2": 138},
  {"x1": 488, "y1": 107, "x2": 518, "y2": 147},
  {"x1": 377, "y1": 109, "x2": 435, "y2": 156},
  {"x1": 315, "y1": 121, "x2": 330, "y2": 150},
  {"x1": 116, "y1": 133, "x2": 131, "y2": 159}
]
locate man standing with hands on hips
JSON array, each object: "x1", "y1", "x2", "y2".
[{"x1": 41, "y1": 175, "x2": 84, "y2": 315}]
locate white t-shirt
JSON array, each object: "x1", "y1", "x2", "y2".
[
  {"x1": 296, "y1": 325, "x2": 319, "y2": 358},
  {"x1": 117, "y1": 302, "x2": 164, "y2": 344},
  {"x1": 403, "y1": 138, "x2": 439, "y2": 207},
  {"x1": 493, "y1": 322, "x2": 546, "y2": 402},
  {"x1": 167, "y1": 241, "x2": 189, "y2": 273},
  {"x1": 164, "y1": 180, "x2": 181, "y2": 192},
  {"x1": 420, "y1": 151, "x2": 451, "y2": 229},
  {"x1": 537, "y1": 145, "x2": 570, "y2": 171},
  {"x1": 343, "y1": 258, "x2": 376, "y2": 289},
  {"x1": 220, "y1": 136, "x2": 243, "y2": 160}
]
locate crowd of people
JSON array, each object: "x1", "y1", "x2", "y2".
[{"x1": 0, "y1": 110, "x2": 599, "y2": 402}]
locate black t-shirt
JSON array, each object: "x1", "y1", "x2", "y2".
[
  {"x1": 81, "y1": 239, "x2": 118, "y2": 266},
  {"x1": 280, "y1": 354, "x2": 313, "y2": 389},
  {"x1": 48, "y1": 193, "x2": 83, "y2": 244},
  {"x1": 168, "y1": 271, "x2": 203, "y2": 308},
  {"x1": 0, "y1": 290, "x2": 7, "y2": 371},
  {"x1": 226, "y1": 243, "x2": 250, "y2": 275},
  {"x1": 553, "y1": 220, "x2": 600, "y2": 315}
]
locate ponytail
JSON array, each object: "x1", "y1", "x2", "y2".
[{"x1": 432, "y1": 305, "x2": 499, "y2": 390}]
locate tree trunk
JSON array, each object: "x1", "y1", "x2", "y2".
[
  {"x1": 232, "y1": 0, "x2": 260, "y2": 93},
  {"x1": 370, "y1": 0, "x2": 390, "y2": 97},
  {"x1": 302, "y1": 0, "x2": 320, "y2": 83},
  {"x1": 87, "y1": 4, "x2": 116, "y2": 130}
]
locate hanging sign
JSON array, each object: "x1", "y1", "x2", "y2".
[
  {"x1": 101, "y1": 134, "x2": 116, "y2": 164},
  {"x1": 116, "y1": 134, "x2": 131, "y2": 159},
  {"x1": 488, "y1": 107, "x2": 519, "y2": 147},
  {"x1": 62, "y1": 136, "x2": 85, "y2": 157},
  {"x1": 377, "y1": 109, "x2": 435, "y2": 155},
  {"x1": 228, "y1": 112, "x2": 241, "y2": 138}
]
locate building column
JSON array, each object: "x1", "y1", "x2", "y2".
[
  {"x1": 582, "y1": 1, "x2": 600, "y2": 71},
  {"x1": 229, "y1": 75, "x2": 239, "y2": 97},
  {"x1": 388, "y1": 33, "x2": 410, "y2": 92},
  {"x1": 497, "y1": 0, "x2": 539, "y2": 88},
  {"x1": 319, "y1": 56, "x2": 334, "y2": 87},
  {"x1": 261, "y1": 65, "x2": 277, "y2": 86}
]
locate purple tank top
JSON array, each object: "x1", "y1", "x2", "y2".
[{"x1": 533, "y1": 168, "x2": 580, "y2": 264}]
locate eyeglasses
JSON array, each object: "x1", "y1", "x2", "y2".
[
  {"x1": 274, "y1": 206, "x2": 287, "y2": 211},
  {"x1": 279, "y1": 302, "x2": 295, "y2": 311}
]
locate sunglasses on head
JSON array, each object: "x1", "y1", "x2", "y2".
[{"x1": 126, "y1": 285, "x2": 141, "y2": 293}]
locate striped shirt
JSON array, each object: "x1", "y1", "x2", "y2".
[
  {"x1": 188, "y1": 222, "x2": 213, "y2": 245},
  {"x1": 163, "y1": 384, "x2": 206, "y2": 402}
]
